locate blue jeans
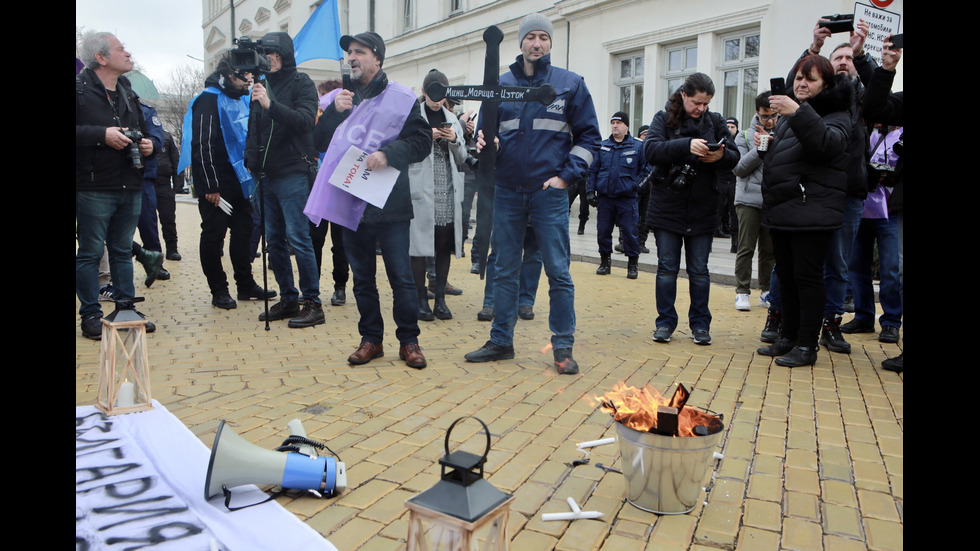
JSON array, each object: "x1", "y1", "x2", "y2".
[
  {"x1": 823, "y1": 196, "x2": 863, "y2": 317},
  {"x1": 343, "y1": 220, "x2": 420, "y2": 346},
  {"x1": 483, "y1": 226, "x2": 542, "y2": 309},
  {"x1": 262, "y1": 172, "x2": 320, "y2": 303},
  {"x1": 76, "y1": 190, "x2": 141, "y2": 317},
  {"x1": 652, "y1": 229, "x2": 712, "y2": 331},
  {"x1": 849, "y1": 216, "x2": 902, "y2": 328},
  {"x1": 137, "y1": 179, "x2": 161, "y2": 251},
  {"x1": 490, "y1": 186, "x2": 575, "y2": 349}
]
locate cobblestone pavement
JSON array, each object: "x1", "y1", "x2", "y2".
[{"x1": 76, "y1": 198, "x2": 903, "y2": 550}]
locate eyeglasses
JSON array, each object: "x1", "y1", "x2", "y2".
[{"x1": 758, "y1": 114, "x2": 778, "y2": 121}]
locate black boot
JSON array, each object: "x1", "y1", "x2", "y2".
[
  {"x1": 418, "y1": 289, "x2": 434, "y2": 322},
  {"x1": 133, "y1": 243, "x2": 163, "y2": 288},
  {"x1": 760, "y1": 308, "x2": 782, "y2": 343},
  {"x1": 758, "y1": 337, "x2": 794, "y2": 357},
  {"x1": 596, "y1": 253, "x2": 611, "y2": 275},
  {"x1": 775, "y1": 346, "x2": 818, "y2": 367},
  {"x1": 433, "y1": 286, "x2": 452, "y2": 320},
  {"x1": 627, "y1": 256, "x2": 638, "y2": 279},
  {"x1": 577, "y1": 220, "x2": 586, "y2": 235},
  {"x1": 820, "y1": 316, "x2": 851, "y2": 353}
]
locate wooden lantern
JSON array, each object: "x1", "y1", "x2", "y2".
[
  {"x1": 95, "y1": 306, "x2": 153, "y2": 415},
  {"x1": 405, "y1": 417, "x2": 514, "y2": 551}
]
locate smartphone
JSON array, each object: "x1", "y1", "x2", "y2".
[
  {"x1": 440, "y1": 122, "x2": 453, "y2": 128},
  {"x1": 706, "y1": 142, "x2": 724, "y2": 151},
  {"x1": 770, "y1": 77, "x2": 786, "y2": 96},
  {"x1": 889, "y1": 33, "x2": 903, "y2": 49},
  {"x1": 819, "y1": 18, "x2": 854, "y2": 33}
]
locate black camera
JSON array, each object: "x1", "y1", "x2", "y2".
[
  {"x1": 230, "y1": 36, "x2": 273, "y2": 74},
  {"x1": 667, "y1": 164, "x2": 696, "y2": 189},
  {"x1": 121, "y1": 129, "x2": 144, "y2": 169},
  {"x1": 463, "y1": 146, "x2": 479, "y2": 171},
  {"x1": 892, "y1": 137, "x2": 903, "y2": 157}
]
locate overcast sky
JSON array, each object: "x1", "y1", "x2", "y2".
[{"x1": 76, "y1": 0, "x2": 206, "y2": 86}]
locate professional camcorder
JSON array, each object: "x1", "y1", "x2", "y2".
[
  {"x1": 121, "y1": 129, "x2": 144, "y2": 169},
  {"x1": 230, "y1": 36, "x2": 274, "y2": 74}
]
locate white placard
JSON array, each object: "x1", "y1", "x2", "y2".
[
  {"x1": 854, "y1": 2, "x2": 901, "y2": 68},
  {"x1": 328, "y1": 145, "x2": 400, "y2": 208}
]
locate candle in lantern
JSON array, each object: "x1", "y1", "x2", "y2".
[{"x1": 116, "y1": 380, "x2": 135, "y2": 407}]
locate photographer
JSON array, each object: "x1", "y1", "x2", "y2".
[
  {"x1": 860, "y1": 36, "x2": 903, "y2": 373},
  {"x1": 244, "y1": 32, "x2": 323, "y2": 328},
  {"x1": 76, "y1": 31, "x2": 155, "y2": 340},
  {"x1": 643, "y1": 73, "x2": 739, "y2": 346}
]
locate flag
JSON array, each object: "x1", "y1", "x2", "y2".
[{"x1": 293, "y1": 0, "x2": 344, "y2": 65}]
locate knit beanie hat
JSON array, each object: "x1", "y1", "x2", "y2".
[
  {"x1": 518, "y1": 13, "x2": 553, "y2": 45},
  {"x1": 611, "y1": 111, "x2": 630, "y2": 126}
]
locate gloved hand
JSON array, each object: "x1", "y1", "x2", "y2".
[{"x1": 586, "y1": 191, "x2": 599, "y2": 207}]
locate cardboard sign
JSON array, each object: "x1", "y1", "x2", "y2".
[{"x1": 328, "y1": 145, "x2": 400, "y2": 208}]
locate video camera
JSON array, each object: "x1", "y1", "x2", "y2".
[{"x1": 230, "y1": 36, "x2": 276, "y2": 74}]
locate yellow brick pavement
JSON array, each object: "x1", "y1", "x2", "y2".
[{"x1": 76, "y1": 200, "x2": 903, "y2": 550}]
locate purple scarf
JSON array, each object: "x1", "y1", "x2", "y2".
[{"x1": 304, "y1": 82, "x2": 416, "y2": 230}]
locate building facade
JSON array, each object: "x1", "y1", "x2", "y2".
[{"x1": 200, "y1": 0, "x2": 903, "y2": 130}]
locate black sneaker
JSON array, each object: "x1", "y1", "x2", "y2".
[
  {"x1": 330, "y1": 288, "x2": 346, "y2": 306},
  {"x1": 881, "y1": 353, "x2": 903, "y2": 373},
  {"x1": 238, "y1": 284, "x2": 277, "y2": 301},
  {"x1": 81, "y1": 314, "x2": 103, "y2": 340},
  {"x1": 288, "y1": 300, "x2": 325, "y2": 328},
  {"x1": 464, "y1": 341, "x2": 515, "y2": 362},
  {"x1": 157, "y1": 268, "x2": 171, "y2": 281},
  {"x1": 840, "y1": 319, "x2": 875, "y2": 334},
  {"x1": 879, "y1": 325, "x2": 900, "y2": 343},
  {"x1": 652, "y1": 327, "x2": 673, "y2": 343},
  {"x1": 212, "y1": 293, "x2": 238, "y2": 310},
  {"x1": 166, "y1": 251, "x2": 182, "y2": 261},
  {"x1": 554, "y1": 348, "x2": 579, "y2": 374},
  {"x1": 691, "y1": 329, "x2": 712, "y2": 345},
  {"x1": 477, "y1": 307, "x2": 494, "y2": 321},
  {"x1": 518, "y1": 305, "x2": 535, "y2": 320},
  {"x1": 819, "y1": 316, "x2": 851, "y2": 353},
  {"x1": 259, "y1": 300, "x2": 301, "y2": 321}
]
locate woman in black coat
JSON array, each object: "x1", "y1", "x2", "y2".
[
  {"x1": 643, "y1": 72, "x2": 739, "y2": 346},
  {"x1": 755, "y1": 55, "x2": 851, "y2": 367}
]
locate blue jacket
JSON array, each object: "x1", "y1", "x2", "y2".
[
  {"x1": 492, "y1": 54, "x2": 600, "y2": 191},
  {"x1": 139, "y1": 101, "x2": 165, "y2": 182},
  {"x1": 587, "y1": 133, "x2": 646, "y2": 199}
]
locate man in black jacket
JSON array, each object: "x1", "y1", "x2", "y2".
[
  {"x1": 245, "y1": 32, "x2": 323, "y2": 328},
  {"x1": 313, "y1": 32, "x2": 431, "y2": 368},
  {"x1": 76, "y1": 31, "x2": 155, "y2": 339},
  {"x1": 185, "y1": 56, "x2": 276, "y2": 310},
  {"x1": 156, "y1": 130, "x2": 183, "y2": 261}
]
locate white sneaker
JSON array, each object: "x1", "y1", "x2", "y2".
[
  {"x1": 759, "y1": 291, "x2": 771, "y2": 308},
  {"x1": 735, "y1": 293, "x2": 751, "y2": 311}
]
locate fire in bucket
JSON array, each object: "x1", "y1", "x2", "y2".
[{"x1": 593, "y1": 383, "x2": 725, "y2": 514}]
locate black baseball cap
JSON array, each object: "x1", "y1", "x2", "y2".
[{"x1": 340, "y1": 32, "x2": 386, "y2": 64}]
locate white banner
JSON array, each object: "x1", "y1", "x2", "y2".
[{"x1": 76, "y1": 402, "x2": 337, "y2": 551}]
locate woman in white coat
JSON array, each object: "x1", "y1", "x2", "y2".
[{"x1": 409, "y1": 69, "x2": 467, "y2": 320}]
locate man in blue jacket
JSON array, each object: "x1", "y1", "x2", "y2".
[
  {"x1": 587, "y1": 111, "x2": 646, "y2": 279},
  {"x1": 465, "y1": 13, "x2": 600, "y2": 374}
]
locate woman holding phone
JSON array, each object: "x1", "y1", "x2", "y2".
[
  {"x1": 408, "y1": 69, "x2": 467, "y2": 321},
  {"x1": 755, "y1": 54, "x2": 851, "y2": 367}
]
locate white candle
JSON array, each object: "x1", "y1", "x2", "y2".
[
  {"x1": 116, "y1": 381, "x2": 135, "y2": 407},
  {"x1": 576, "y1": 437, "x2": 616, "y2": 450},
  {"x1": 541, "y1": 511, "x2": 604, "y2": 521},
  {"x1": 566, "y1": 497, "x2": 582, "y2": 514}
]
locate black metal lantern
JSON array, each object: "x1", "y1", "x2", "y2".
[{"x1": 405, "y1": 417, "x2": 514, "y2": 550}]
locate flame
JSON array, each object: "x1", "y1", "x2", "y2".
[{"x1": 593, "y1": 382, "x2": 722, "y2": 437}]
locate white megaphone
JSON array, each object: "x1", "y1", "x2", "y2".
[{"x1": 204, "y1": 420, "x2": 347, "y2": 503}]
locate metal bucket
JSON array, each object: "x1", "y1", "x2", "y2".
[{"x1": 614, "y1": 417, "x2": 724, "y2": 514}]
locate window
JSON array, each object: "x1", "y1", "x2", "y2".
[
  {"x1": 720, "y1": 31, "x2": 760, "y2": 128},
  {"x1": 663, "y1": 42, "x2": 698, "y2": 98},
  {"x1": 401, "y1": 0, "x2": 414, "y2": 32},
  {"x1": 616, "y1": 53, "x2": 645, "y2": 130},
  {"x1": 449, "y1": 0, "x2": 463, "y2": 16}
]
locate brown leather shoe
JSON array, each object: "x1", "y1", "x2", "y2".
[
  {"x1": 348, "y1": 341, "x2": 384, "y2": 365},
  {"x1": 399, "y1": 343, "x2": 427, "y2": 369}
]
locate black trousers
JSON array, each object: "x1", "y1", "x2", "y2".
[
  {"x1": 310, "y1": 220, "x2": 349, "y2": 290},
  {"x1": 154, "y1": 182, "x2": 178, "y2": 253},
  {"x1": 770, "y1": 229, "x2": 832, "y2": 348},
  {"x1": 198, "y1": 195, "x2": 257, "y2": 296}
]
